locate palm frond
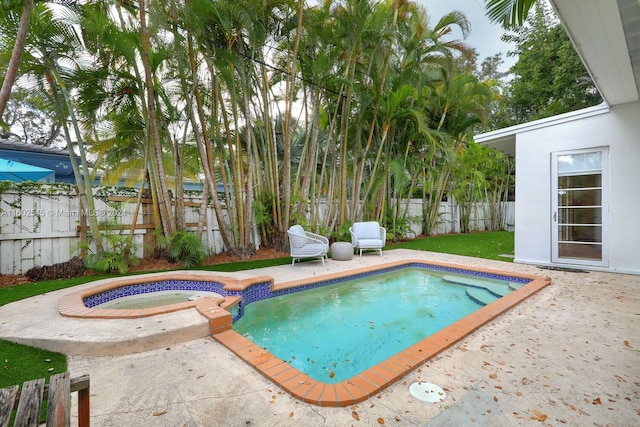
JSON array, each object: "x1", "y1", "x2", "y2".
[{"x1": 484, "y1": 0, "x2": 536, "y2": 28}]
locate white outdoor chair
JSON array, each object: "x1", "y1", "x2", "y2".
[
  {"x1": 350, "y1": 221, "x2": 386, "y2": 256},
  {"x1": 287, "y1": 225, "x2": 329, "y2": 265}
]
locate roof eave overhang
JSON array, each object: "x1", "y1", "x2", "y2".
[{"x1": 474, "y1": 103, "x2": 611, "y2": 155}]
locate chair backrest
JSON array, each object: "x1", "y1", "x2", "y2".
[
  {"x1": 288, "y1": 225, "x2": 306, "y2": 250},
  {"x1": 352, "y1": 221, "x2": 381, "y2": 239},
  {"x1": 288, "y1": 225, "x2": 305, "y2": 236}
]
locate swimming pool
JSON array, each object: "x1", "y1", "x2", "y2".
[
  {"x1": 213, "y1": 259, "x2": 550, "y2": 406},
  {"x1": 233, "y1": 268, "x2": 516, "y2": 383}
]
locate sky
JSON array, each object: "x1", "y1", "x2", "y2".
[{"x1": 418, "y1": 0, "x2": 517, "y2": 71}]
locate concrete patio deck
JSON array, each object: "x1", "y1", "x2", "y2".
[{"x1": 1, "y1": 249, "x2": 638, "y2": 426}]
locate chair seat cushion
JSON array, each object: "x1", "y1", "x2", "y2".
[
  {"x1": 355, "y1": 238, "x2": 383, "y2": 248},
  {"x1": 294, "y1": 242, "x2": 327, "y2": 255}
]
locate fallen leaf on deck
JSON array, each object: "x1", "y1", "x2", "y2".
[
  {"x1": 153, "y1": 411, "x2": 167, "y2": 416},
  {"x1": 530, "y1": 409, "x2": 547, "y2": 421},
  {"x1": 624, "y1": 340, "x2": 632, "y2": 348},
  {"x1": 592, "y1": 397, "x2": 601, "y2": 405},
  {"x1": 289, "y1": 412, "x2": 294, "y2": 417},
  {"x1": 489, "y1": 373, "x2": 498, "y2": 379},
  {"x1": 614, "y1": 374, "x2": 627, "y2": 383},
  {"x1": 377, "y1": 418, "x2": 385, "y2": 424},
  {"x1": 352, "y1": 411, "x2": 360, "y2": 421}
]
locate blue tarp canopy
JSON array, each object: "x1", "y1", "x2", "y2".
[{"x1": 0, "y1": 158, "x2": 55, "y2": 182}]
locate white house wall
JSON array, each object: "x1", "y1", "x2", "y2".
[{"x1": 515, "y1": 101, "x2": 640, "y2": 274}]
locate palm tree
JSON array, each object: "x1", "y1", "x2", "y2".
[
  {"x1": 15, "y1": 1, "x2": 105, "y2": 250},
  {"x1": 137, "y1": 0, "x2": 176, "y2": 238}
]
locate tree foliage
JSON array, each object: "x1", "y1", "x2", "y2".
[
  {"x1": 474, "y1": 2, "x2": 603, "y2": 131},
  {"x1": 501, "y1": 3, "x2": 602, "y2": 123},
  {"x1": 0, "y1": 0, "x2": 516, "y2": 259}
]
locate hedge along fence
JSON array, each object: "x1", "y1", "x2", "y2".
[{"x1": 0, "y1": 183, "x2": 514, "y2": 275}]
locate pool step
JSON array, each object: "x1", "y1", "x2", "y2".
[
  {"x1": 509, "y1": 281, "x2": 525, "y2": 290},
  {"x1": 465, "y1": 287, "x2": 496, "y2": 306},
  {"x1": 442, "y1": 275, "x2": 510, "y2": 297}
]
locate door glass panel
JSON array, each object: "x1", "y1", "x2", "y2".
[
  {"x1": 558, "y1": 243, "x2": 602, "y2": 260},
  {"x1": 557, "y1": 152, "x2": 602, "y2": 173},
  {"x1": 557, "y1": 225, "x2": 602, "y2": 243},
  {"x1": 557, "y1": 188, "x2": 601, "y2": 206},
  {"x1": 558, "y1": 174, "x2": 601, "y2": 189},
  {"x1": 558, "y1": 207, "x2": 602, "y2": 224}
]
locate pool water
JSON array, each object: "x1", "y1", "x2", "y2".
[{"x1": 233, "y1": 267, "x2": 513, "y2": 383}]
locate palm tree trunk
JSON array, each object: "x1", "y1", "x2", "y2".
[
  {"x1": 282, "y1": 0, "x2": 305, "y2": 231},
  {"x1": 138, "y1": 0, "x2": 175, "y2": 238},
  {"x1": 0, "y1": 0, "x2": 33, "y2": 118},
  {"x1": 52, "y1": 68, "x2": 104, "y2": 252},
  {"x1": 181, "y1": 38, "x2": 236, "y2": 253}
]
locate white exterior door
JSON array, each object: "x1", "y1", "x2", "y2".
[{"x1": 551, "y1": 148, "x2": 608, "y2": 266}]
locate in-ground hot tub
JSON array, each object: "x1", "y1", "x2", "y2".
[{"x1": 57, "y1": 271, "x2": 270, "y2": 332}]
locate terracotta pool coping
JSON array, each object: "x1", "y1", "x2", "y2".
[{"x1": 213, "y1": 260, "x2": 551, "y2": 407}]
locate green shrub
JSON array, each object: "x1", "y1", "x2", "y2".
[
  {"x1": 83, "y1": 221, "x2": 139, "y2": 274},
  {"x1": 84, "y1": 250, "x2": 137, "y2": 274},
  {"x1": 158, "y1": 231, "x2": 207, "y2": 268}
]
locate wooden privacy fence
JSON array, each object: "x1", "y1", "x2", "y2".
[
  {"x1": 0, "y1": 188, "x2": 514, "y2": 275},
  {"x1": 0, "y1": 372, "x2": 89, "y2": 427},
  {"x1": 0, "y1": 189, "x2": 231, "y2": 275}
]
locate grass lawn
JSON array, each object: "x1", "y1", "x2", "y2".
[
  {"x1": 392, "y1": 230, "x2": 514, "y2": 261},
  {"x1": 0, "y1": 231, "x2": 513, "y2": 391}
]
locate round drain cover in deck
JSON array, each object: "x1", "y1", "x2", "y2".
[{"x1": 409, "y1": 382, "x2": 447, "y2": 403}]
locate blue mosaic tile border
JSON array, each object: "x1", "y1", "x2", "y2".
[
  {"x1": 82, "y1": 262, "x2": 532, "y2": 323},
  {"x1": 84, "y1": 280, "x2": 228, "y2": 308},
  {"x1": 231, "y1": 263, "x2": 532, "y2": 323}
]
